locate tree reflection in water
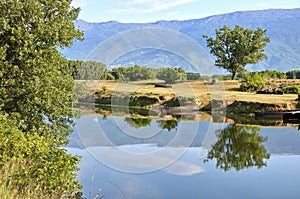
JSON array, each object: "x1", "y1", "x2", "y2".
[
  {"x1": 124, "y1": 117, "x2": 179, "y2": 131},
  {"x1": 157, "y1": 120, "x2": 179, "y2": 131},
  {"x1": 205, "y1": 124, "x2": 270, "y2": 171},
  {"x1": 124, "y1": 117, "x2": 152, "y2": 128}
]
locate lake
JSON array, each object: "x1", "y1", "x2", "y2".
[{"x1": 67, "y1": 110, "x2": 300, "y2": 199}]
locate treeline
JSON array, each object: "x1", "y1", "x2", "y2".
[
  {"x1": 112, "y1": 65, "x2": 189, "y2": 84},
  {"x1": 286, "y1": 70, "x2": 300, "y2": 79},
  {"x1": 209, "y1": 70, "x2": 297, "y2": 81},
  {"x1": 66, "y1": 60, "x2": 300, "y2": 83},
  {"x1": 65, "y1": 60, "x2": 114, "y2": 80},
  {"x1": 66, "y1": 60, "x2": 202, "y2": 83}
]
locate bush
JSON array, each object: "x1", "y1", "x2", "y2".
[
  {"x1": 259, "y1": 70, "x2": 287, "y2": 79},
  {"x1": 240, "y1": 72, "x2": 265, "y2": 92},
  {"x1": 0, "y1": 114, "x2": 82, "y2": 198},
  {"x1": 156, "y1": 68, "x2": 180, "y2": 84},
  {"x1": 282, "y1": 85, "x2": 300, "y2": 94},
  {"x1": 187, "y1": 72, "x2": 202, "y2": 80}
]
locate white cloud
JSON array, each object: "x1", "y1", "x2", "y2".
[
  {"x1": 164, "y1": 161, "x2": 205, "y2": 176},
  {"x1": 112, "y1": 0, "x2": 196, "y2": 14}
]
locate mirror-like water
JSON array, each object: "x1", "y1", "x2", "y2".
[{"x1": 67, "y1": 113, "x2": 300, "y2": 199}]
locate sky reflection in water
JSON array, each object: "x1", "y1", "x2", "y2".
[{"x1": 68, "y1": 115, "x2": 300, "y2": 199}]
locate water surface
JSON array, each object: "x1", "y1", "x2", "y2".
[{"x1": 68, "y1": 114, "x2": 300, "y2": 199}]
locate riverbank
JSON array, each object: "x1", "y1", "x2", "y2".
[{"x1": 76, "y1": 80, "x2": 299, "y2": 113}]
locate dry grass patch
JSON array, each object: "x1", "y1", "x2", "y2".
[{"x1": 85, "y1": 79, "x2": 299, "y2": 108}]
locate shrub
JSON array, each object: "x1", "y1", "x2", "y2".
[
  {"x1": 282, "y1": 85, "x2": 300, "y2": 94},
  {"x1": 259, "y1": 70, "x2": 287, "y2": 79},
  {"x1": 187, "y1": 72, "x2": 202, "y2": 80},
  {"x1": 156, "y1": 68, "x2": 180, "y2": 84},
  {"x1": 240, "y1": 72, "x2": 265, "y2": 92},
  {"x1": 0, "y1": 115, "x2": 82, "y2": 198}
]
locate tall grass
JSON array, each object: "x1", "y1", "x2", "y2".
[
  {"x1": 1, "y1": 163, "x2": 49, "y2": 199},
  {"x1": 0, "y1": 162, "x2": 82, "y2": 199}
]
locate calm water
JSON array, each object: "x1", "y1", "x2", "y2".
[{"x1": 67, "y1": 114, "x2": 300, "y2": 199}]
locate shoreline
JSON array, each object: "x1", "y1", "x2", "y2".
[{"x1": 75, "y1": 80, "x2": 299, "y2": 119}]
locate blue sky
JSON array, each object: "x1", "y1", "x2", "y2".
[{"x1": 71, "y1": 0, "x2": 300, "y2": 23}]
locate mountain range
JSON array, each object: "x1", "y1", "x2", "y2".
[{"x1": 62, "y1": 8, "x2": 300, "y2": 73}]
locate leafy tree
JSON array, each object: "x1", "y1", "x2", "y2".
[
  {"x1": 124, "y1": 64, "x2": 154, "y2": 81},
  {"x1": 0, "y1": 0, "x2": 83, "y2": 197},
  {"x1": 204, "y1": 124, "x2": 270, "y2": 172},
  {"x1": 240, "y1": 72, "x2": 266, "y2": 92},
  {"x1": 187, "y1": 72, "x2": 202, "y2": 80},
  {"x1": 112, "y1": 67, "x2": 128, "y2": 80},
  {"x1": 76, "y1": 61, "x2": 107, "y2": 80},
  {"x1": 101, "y1": 69, "x2": 115, "y2": 80},
  {"x1": 286, "y1": 70, "x2": 300, "y2": 79},
  {"x1": 203, "y1": 25, "x2": 270, "y2": 80},
  {"x1": 65, "y1": 60, "x2": 109, "y2": 80},
  {"x1": 0, "y1": 0, "x2": 83, "y2": 142},
  {"x1": 156, "y1": 68, "x2": 180, "y2": 84},
  {"x1": 175, "y1": 67, "x2": 187, "y2": 81},
  {"x1": 64, "y1": 60, "x2": 83, "y2": 78}
]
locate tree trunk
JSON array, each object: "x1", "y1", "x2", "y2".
[{"x1": 231, "y1": 71, "x2": 236, "y2": 80}]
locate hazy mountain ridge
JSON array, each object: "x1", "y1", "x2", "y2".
[{"x1": 63, "y1": 8, "x2": 300, "y2": 72}]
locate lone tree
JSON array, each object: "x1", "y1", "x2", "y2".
[{"x1": 203, "y1": 25, "x2": 270, "y2": 80}]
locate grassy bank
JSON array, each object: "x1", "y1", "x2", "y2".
[{"x1": 77, "y1": 79, "x2": 299, "y2": 111}]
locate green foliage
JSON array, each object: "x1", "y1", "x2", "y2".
[
  {"x1": 101, "y1": 69, "x2": 115, "y2": 80},
  {"x1": 129, "y1": 96, "x2": 159, "y2": 107},
  {"x1": 112, "y1": 67, "x2": 128, "y2": 80},
  {"x1": 186, "y1": 73, "x2": 202, "y2": 80},
  {"x1": 0, "y1": 0, "x2": 83, "y2": 144},
  {"x1": 240, "y1": 72, "x2": 266, "y2": 92},
  {"x1": 0, "y1": 115, "x2": 81, "y2": 198},
  {"x1": 258, "y1": 70, "x2": 286, "y2": 79},
  {"x1": 286, "y1": 70, "x2": 300, "y2": 79},
  {"x1": 65, "y1": 60, "x2": 114, "y2": 80},
  {"x1": 156, "y1": 68, "x2": 180, "y2": 84},
  {"x1": 205, "y1": 124, "x2": 270, "y2": 171},
  {"x1": 203, "y1": 25, "x2": 270, "y2": 80},
  {"x1": 175, "y1": 67, "x2": 187, "y2": 81},
  {"x1": 212, "y1": 74, "x2": 236, "y2": 81},
  {"x1": 124, "y1": 65, "x2": 155, "y2": 81},
  {"x1": 157, "y1": 120, "x2": 178, "y2": 132},
  {"x1": 63, "y1": 60, "x2": 82, "y2": 78},
  {"x1": 75, "y1": 61, "x2": 107, "y2": 80},
  {"x1": 73, "y1": 81, "x2": 88, "y2": 103},
  {"x1": 281, "y1": 85, "x2": 300, "y2": 94},
  {"x1": 0, "y1": 0, "x2": 83, "y2": 197},
  {"x1": 124, "y1": 117, "x2": 152, "y2": 128},
  {"x1": 102, "y1": 85, "x2": 107, "y2": 92},
  {"x1": 111, "y1": 65, "x2": 154, "y2": 81}
]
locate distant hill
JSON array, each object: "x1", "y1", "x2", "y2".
[{"x1": 62, "y1": 8, "x2": 300, "y2": 73}]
